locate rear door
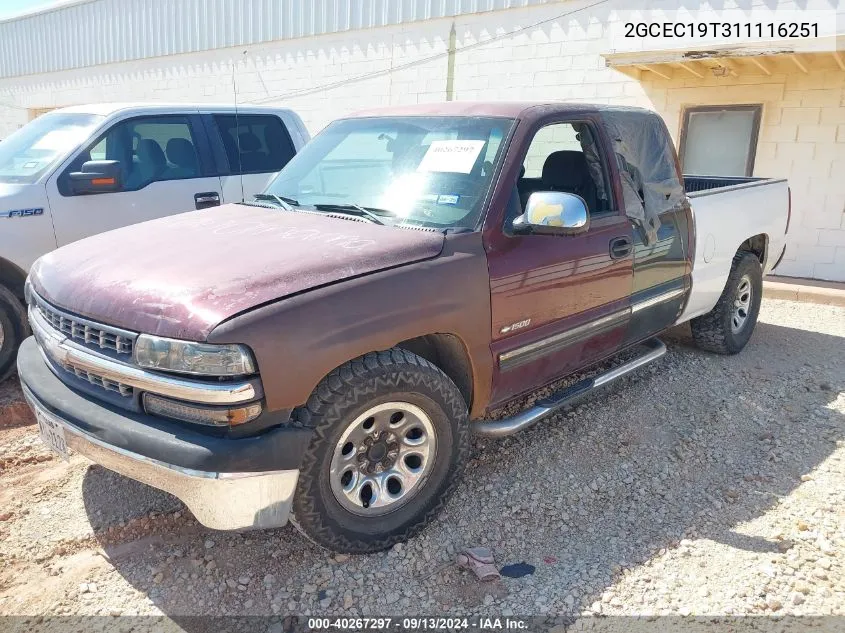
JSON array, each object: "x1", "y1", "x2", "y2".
[
  {"x1": 623, "y1": 203, "x2": 691, "y2": 343},
  {"x1": 620, "y1": 115, "x2": 691, "y2": 345},
  {"x1": 208, "y1": 113, "x2": 298, "y2": 203},
  {"x1": 46, "y1": 112, "x2": 223, "y2": 246},
  {"x1": 485, "y1": 116, "x2": 634, "y2": 406}
]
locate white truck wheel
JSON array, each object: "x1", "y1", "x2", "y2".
[
  {"x1": 690, "y1": 252, "x2": 763, "y2": 355},
  {"x1": 0, "y1": 285, "x2": 27, "y2": 382}
]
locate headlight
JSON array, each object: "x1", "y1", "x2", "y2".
[{"x1": 134, "y1": 335, "x2": 256, "y2": 376}]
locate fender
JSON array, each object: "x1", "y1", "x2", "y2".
[{"x1": 208, "y1": 233, "x2": 495, "y2": 419}]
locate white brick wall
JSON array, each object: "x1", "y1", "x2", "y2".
[{"x1": 0, "y1": 1, "x2": 843, "y2": 280}]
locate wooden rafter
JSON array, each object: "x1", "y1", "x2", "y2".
[
  {"x1": 789, "y1": 54, "x2": 808, "y2": 73},
  {"x1": 635, "y1": 64, "x2": 671, "y2": 80},
  {"x1": 720, "y1": 59, "x2": 740, "y2": 76},
  {"x1": 747, "y1": 56, "x2": 772, "y2": 76},
  {"x1": 674, "y1": 61, "x2": 704, "y2": 79}
]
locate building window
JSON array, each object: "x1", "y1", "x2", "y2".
[{"x1": 679, "y1": 105, "x2": 762, "y2": 177}]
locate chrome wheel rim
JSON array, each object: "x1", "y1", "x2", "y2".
[
  {"x1": 0, "y1": 320, "x2": 4, "y2": 350},
  {"x1": 732, "y1": 274, "x2": 752, "y2": 333},
  {"x1": 329, "y1": 402, "x2": 437, "y2": 516}
]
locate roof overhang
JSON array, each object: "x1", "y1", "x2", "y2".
[{"x1": 604, "y1": 36, "x2": 845, "y2": 80}]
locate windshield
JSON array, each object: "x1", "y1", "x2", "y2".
[
  {"x1": 264, "y1": 116, "x2": 514, "y2": 230},
  {"x1": 0, "y1": 113, "x2": 103, "y2": 184}
]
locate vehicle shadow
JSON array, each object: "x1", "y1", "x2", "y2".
[{"x1": 80, "y1": 319, "x2": 844, "y2": 621}]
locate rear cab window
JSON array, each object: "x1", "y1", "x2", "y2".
[{"x1": 213, "y1": 114, "x2": 296, "y2": 175}]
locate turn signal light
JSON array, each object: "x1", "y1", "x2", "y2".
[{"x1": 143, "y1": 393, "x2": 262, "y2": 426}]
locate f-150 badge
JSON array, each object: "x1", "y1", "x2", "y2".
[{"x1": 3, "y1": 207, "x2": 44, "y2": 218}]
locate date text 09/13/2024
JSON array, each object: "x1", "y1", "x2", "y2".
[{"x1": 307, "y1": 617, "x2": 530, "y2": 631}]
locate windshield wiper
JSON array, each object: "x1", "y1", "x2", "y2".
[
  {"x1": 252, "y1": 193, "x2": 300, "y2": 211},
  {"x1": 312, "y1": 203, "x2": 390, "y2": 226}
]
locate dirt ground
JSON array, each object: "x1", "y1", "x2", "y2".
[{"x1": 0, "y1": 298, "x2": 843, "y2": 629}]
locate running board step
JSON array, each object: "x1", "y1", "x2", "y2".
[{"x1": 472, "y1": 338, "x2": 666, "y2": 438}]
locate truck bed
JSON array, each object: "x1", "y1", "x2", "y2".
[{"x1": 676, "y1": 176, "x2": 790, "y2": 324}]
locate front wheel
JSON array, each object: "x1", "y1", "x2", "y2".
[
  {"x1": 0, "y1": 285, "x2": 27, "y2": 382},
  {"x1": 690, "y1": 251, "x2": 763, "y2": 355},
  {"x1": 291, "y1": 349, "x2": 470, "y2": 553}
]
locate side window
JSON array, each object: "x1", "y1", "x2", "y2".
[
  {"x1": 126, "y1": 118, "x2": 200, "y2": 189},
  {"x1": 63, "y1": 116, "x2": 202, "y2": 194},
  {"x1": 213, "y1": 114, "x2": 296, "y2": 175},
  {"x1": 517, "y1": 121, "x2": 610, "y2": 216},
  {"x1": 679, "y1": 105, "x2": 761, "y2": 177},
  {"x1": 522, "y1": 124, "x2": 581, "y2": 178},
  {"x1": 88, "y1": 137, "x2": 107, "y2": 161}
]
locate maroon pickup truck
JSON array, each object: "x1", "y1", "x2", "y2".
[{"x1": 18, "y1": 102, "x2": 788, "y2": 553}]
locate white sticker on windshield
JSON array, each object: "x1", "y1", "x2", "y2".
[{"x1": 417, "y1": 140, "x2": 485, "y2": 174}]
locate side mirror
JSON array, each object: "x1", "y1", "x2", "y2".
[
  {"x1": 68, "y1": 160, "x2": 122, "y2": 195},
  {"x1": 512, "y1": 191, "x2": 589, "y2": 236}
]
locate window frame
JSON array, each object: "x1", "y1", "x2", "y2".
[
  {"x1": 678, "y1": 104, "x2": 762, "y2": 178},
  {"x1": 210, "y1": 113, "x2": 297, "y2": 176},
  {"x1": 58, "y1": 114, "x2": 212, "y2": 196},
  {"x1": 509, "y1": 117, "x2": 617, "y2": 223}
]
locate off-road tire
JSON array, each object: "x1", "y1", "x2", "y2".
[
  {"x1": 0, "y1": 285, "x2": 27, "y2": 382},
  {"x1": 291, "y1": 348, "x2": 470, "y2": 553},
  {"x1": 690, "y1": 251, "x2": 762, "y2": 355}
]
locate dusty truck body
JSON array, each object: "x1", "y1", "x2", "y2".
[{"x1": 18, "y1": 102, "x2": 789, "y2": 553}]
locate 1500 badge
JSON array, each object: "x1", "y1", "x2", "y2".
[
  {"x1": 500, "y1": 319, "x2": 531, "y2": 334},
  {"x1": 3, "y1": 207, "x2": 44, "y2": 218}
]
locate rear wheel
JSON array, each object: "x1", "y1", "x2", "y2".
[
  {"x1": 690, "y1": 251, "x2": 762, "y2": 355},
  {"x1": 0, "y1": 285, "x2": 27, "y2": 382},
  {"x1": 291, "y1": 349, "x2": 469, "y2": 553}
]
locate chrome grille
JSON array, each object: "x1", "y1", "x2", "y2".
[
  {"x1": 62, "y1": 362, "x2": 134, "y2": 397},
  {"x1": 31, "y1": 292, "x2": 136, "y2": 355}
]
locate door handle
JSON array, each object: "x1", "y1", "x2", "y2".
[
  {"x1": 609, "y1": 236, "x2": 632, "y2": 260},
  {"x1": 194, "y1": 192, "x2": 220, "y2": 209}
]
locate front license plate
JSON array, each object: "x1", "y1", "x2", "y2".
[{"x1": 36, "y1": 409, "x2": 69, "y2": 460}]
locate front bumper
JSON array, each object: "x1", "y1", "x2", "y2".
[{"x1": 18, "y1": 337, "x2": 310, "y2": 530}]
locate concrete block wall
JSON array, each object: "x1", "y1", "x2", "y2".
[
  {"x1": 636, "y1": 66, "x2": 845, "y2": 281},
  {"x1": 0, "y1": 1, "x2": 842, "y2": 280},
  {"x1": 0, "y1": 18, "x2": 452, "y2": 137}
]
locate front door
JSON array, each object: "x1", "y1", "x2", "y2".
[
  {"x1": 485, "y1": 119, "x2": 634, "y2": 407},
  {"x1": 46, "y1": 113, "x2": 223, "y2": 246}
]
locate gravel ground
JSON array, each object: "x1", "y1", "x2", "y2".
[{"x1": 0, "y1": 298, "x2": 843, "y2": 626}]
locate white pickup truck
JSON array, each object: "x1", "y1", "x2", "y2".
[{"x1": 0, "y1": 103, "x2": 309, "y2": 379}]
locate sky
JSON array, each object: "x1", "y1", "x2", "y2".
[{"x1": 0, "y1": 0, "x2": 62, "y2": 20}]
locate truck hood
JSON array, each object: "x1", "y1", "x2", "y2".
[{"x1": 31, "y1": 204, "x2": 445, "y2": 340}]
